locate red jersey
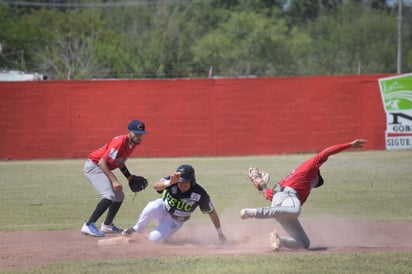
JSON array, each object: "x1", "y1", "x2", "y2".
[
  {"x1": 279, "y1": 142, "x2": 352, "y2": 205},
  {"x1": 88, "y1": 134, "x2": 136, "y2": 170}
]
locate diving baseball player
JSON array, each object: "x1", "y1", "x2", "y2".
[{"x1": 240, "y1": 139, "x2": 367, "y2": 251}]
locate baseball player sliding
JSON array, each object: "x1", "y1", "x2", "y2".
[
  {"x1": 122, "y1": 164, "x2": 227, "y2": 244},
  {"x1": 241, "y1": 139, "x2": 367, "y2": 251}
]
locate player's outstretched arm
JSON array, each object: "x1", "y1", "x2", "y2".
[
  {"x1": 208, "y1": 210, "x2": 227, "y2": 244},
  {"x1": 317, "y1": 138, "x2": 368, "y2": 161}
]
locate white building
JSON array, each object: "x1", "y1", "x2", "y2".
[{"x1": 0, "y1": 70, "x2": 46, "y2": 81}]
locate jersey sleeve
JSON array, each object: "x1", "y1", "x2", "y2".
[
  {"x1": 88, "y1": 136, "x2": 128, "y2": 170},
  {"x1": 317, "y1": 142, "x2": 351, "y2": 163},
  {"x1": 100, "y1": 136, "x2": 126, "y2": 165},
  {"x1": 304, "y1": 142, "x2": 352, "y2": 169},
  {"x1": 197, "y1": 187, "x2": 214, "y2": 213}
]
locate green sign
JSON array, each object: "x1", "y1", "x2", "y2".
[
  {"x1": 379, "y1": 73, "x2": 412, "y2": 111},
  {"x1": 378, "y1": 73, "x2": 412, "y2": 150}
]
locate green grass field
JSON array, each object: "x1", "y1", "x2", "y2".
[{"x1": 1, "y1": 149, "x2": 411, "y2": 273}]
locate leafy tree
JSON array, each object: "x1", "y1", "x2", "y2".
[
  {"x1": 286, "y1": 0, "x2": 344, "y2": 25},
  {"x1": 298, "y1": 3, "x2": 402, "y2": 74},
  {"x1": 114, "y1": 2, "x2": 197, "y2": 78},
  {"x1": 192, "y1": 10, "x2": 290, "y2": 77},
  {"x1": 0, "y1": 0, "x2": 410, "y2": 78},
  {"x1": 26, "y1": 8, "x2": 112, "y2": 79},
  {"x1": 0, "y1": 5, "x2": 46, "y2": 71}
]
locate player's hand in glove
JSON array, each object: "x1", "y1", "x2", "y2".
[
  {"x1": 247, "y1": 167, "x2": 270, "y2": 191},
  {"x1": 128, "y1": 175, "x2": 148, "y2": 193}
]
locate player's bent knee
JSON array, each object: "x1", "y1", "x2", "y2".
[
  {"x1": 147, "y1": 231, "x2": 165, "y2": 243},
  {"x1": 114, "y1": 191, "x2": 125, "y2": 202}
]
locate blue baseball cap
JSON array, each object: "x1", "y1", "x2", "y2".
[{"x1": 128, "y1": 120, "x2": 147, "y2": 134}]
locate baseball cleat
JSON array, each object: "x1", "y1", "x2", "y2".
[
  {"x1": 81, "y1": 222, "x2": 105, "y2": 237},
  {"x1": 121, "y1": 227, "x2": 136, "y2": 236},
  {"x1": 268, "y1": 230, "x2": 280, "y2": 251},
  {"x1": 240, "y1": 208, "x2": 257, "y2": 219},
  {"x1": 100, "y1": 223, "x2": 123, "y2": 233}
]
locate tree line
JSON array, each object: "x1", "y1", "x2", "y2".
[{"x1": 0, "y1": 0, "x2": 411, "y2": 80}]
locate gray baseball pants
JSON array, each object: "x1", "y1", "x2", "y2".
[
  {"x1": 254, "y1": 187, "x2": 310, "y2": 249},
  {"x1": 83, "y1": 159, "x2": 124, "y2": 202}
]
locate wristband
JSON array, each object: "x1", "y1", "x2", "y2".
[
  {"x1": 216, "y1": 227, "x2": 223, "y2": 235},
  {"x1": 163, "y1": 180, "x2": 171, "y2": 187},
  {"x1": 120, "y1": 166, "x2": 131, "y2": 179}
]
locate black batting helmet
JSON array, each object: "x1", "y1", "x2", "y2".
[{"x1": 176, "y1": 164, "x2": 196, "y2": 184}]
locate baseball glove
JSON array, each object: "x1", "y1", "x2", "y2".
[
  {"x1": 128, "y1": 175, "x2": 148, "y2": 193},
  {"x1": 247, "y1": 167, "x2": 270, "y2": 191}
]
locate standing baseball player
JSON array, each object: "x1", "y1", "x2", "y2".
[
  {"x1": 122, "y1": 164, "x2": 227, "y2": 244},
  {"x1": 80, "y1": 120, "x2": 148, "y2": 237},
  {"x1": 240, "y1": 139, "x2": 367, "y2": 250}
]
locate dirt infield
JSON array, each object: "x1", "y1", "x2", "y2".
[{"x1": 1, "y1": 218, "x2": 411, "y2": 270}]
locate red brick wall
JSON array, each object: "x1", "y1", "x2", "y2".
[{"x1": 0, "y1": 75, "x2": 389, "y2": 160}]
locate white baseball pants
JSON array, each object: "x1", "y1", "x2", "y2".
[{"x1": 131, "y1": 198, "x2": 184, "y2": 243}]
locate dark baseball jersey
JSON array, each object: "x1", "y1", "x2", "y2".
[
  {"x1": 88, "y1": 134, "x2": 136, "y2": 170},
  {"x1": 159, "y1": 177, "x2": 215, "y2": 221},
  {"x1": 280, "y1": 142, "x2": 352, "y2": 205}
]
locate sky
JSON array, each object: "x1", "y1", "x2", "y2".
[{"x1": 386, "y1": 0, "x2": 412, "y2": 6}]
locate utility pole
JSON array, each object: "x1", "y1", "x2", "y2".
[{"x1": 396, "y1": 0, "x2": 403, "y2": 74}]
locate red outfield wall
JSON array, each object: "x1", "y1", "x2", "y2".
[{"x1": 0, "y1": 75, "x2": 389, "y2": 160}]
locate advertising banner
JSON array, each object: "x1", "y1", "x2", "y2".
[{"x1": 378, "y1": 73, "x2": 412, "y2": 149}]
